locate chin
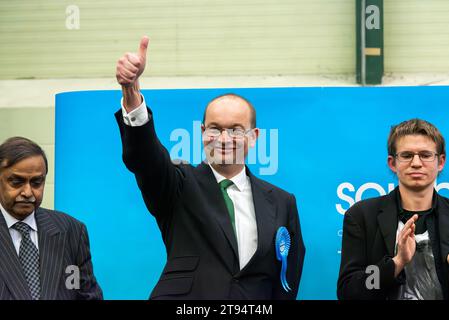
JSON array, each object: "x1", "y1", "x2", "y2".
[
  {"x1": 11, "y1": 211, "x2": 34, "y2": 220},
  {"x1": 403, "y1": 182, "x2": 433, "y2": 192},
  {"x1": 12, "y1": 205, "x2": 36, "y2": 218}
]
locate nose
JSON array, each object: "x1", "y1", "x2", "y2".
[
  {"x1": 21, "y1": 183, "x2": 33, "y2": 198},
  {"x1": 218, "y1": 129, "x2": 232, "y2": 143},
  {"x1": 410, "y1": 154, "x2": 423, "y2": 167}
]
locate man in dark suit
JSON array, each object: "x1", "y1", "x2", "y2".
[
  {"x1": 115, "y1": 36, "x2": 305, "y2": 299},
  {"x1": 338, "y1": 119, "x2": 449, "y2": 300},
  {"x1": 0, "y1": 137, "x2": 103, "y2": 300}
]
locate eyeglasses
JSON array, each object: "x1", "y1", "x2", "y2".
[
  {"x1": 394, "y1": 151, "x2": 439, "y2": 162},
  {"x1": 204, "y1": 127, "x2": 253, "y2": 139}
]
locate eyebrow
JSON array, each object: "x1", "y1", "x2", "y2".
[
  {"x1": 398, "y1": 150, "x2": 436, "y2": 153},
  {"x1": 206, "y1": 122, "x2": 246, "y2": 128},
  {"x1": 8, "y1": 174, "x2": 45, "y2": 180}
]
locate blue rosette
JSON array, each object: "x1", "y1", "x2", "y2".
[{"x1": 275, "y1": 226, "x2": 291, "y2": 292}]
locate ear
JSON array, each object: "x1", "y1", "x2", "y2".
[
  {"x1": 248, "y1": 128, "x2": 260, "y2": 148},
  {"x1": 438, "y1": 154, "x2": 446, "y2": 172},
  {"x1": 388, "y1": 155, "x2": 397, "y2": 173},
  {"x1": 201, "y1": 124, "x2": 209, "y2": 146}
]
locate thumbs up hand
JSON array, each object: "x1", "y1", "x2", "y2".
[
  {"x1": 116, "y1": 36, "x2": 149, "y2": 87},
  {"x1": 116, "y1": 36, "x2": 149, "y2": 111}
]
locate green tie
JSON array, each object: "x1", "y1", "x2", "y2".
[{"x1": 219, "y1": 179, "x2": 236, "y2": 236}]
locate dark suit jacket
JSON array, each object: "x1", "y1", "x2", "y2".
[
  {"x1": 0, "y1": 207, "x2": 103, "y2": 300},
  {"x1": 337, "y1": 187, "x2": 449, "y2": 300},
  {"x1": 115, "y1": 108, "x2": 305, "y2": 300}
]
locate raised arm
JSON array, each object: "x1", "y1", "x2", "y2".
[{"x1": 115, "y1": 36, "x2": 184, "y2": 222}]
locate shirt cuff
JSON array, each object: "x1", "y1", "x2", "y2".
[{"x1": 121, "y1": 95, "x2": 150, "y2": 126}]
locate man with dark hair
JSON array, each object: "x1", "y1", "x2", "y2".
[
  {"x1": 338, "y1": 119, "x2": 449, "y2": 300},
  {"x1": 115, "y1": 36, "x2": 305, "y2": 299},
  {"x1": 0, "y1": 137, "x2": 103, "y2": 300}
]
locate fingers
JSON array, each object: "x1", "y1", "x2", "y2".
[
  {"x1": 138, "y1": 36, "x2": 149, "y2": 60},
  {"x1": 404, "y1": 214, "x2": 418, "y2": 229},
  {"x1": 119, "y1": 65, "x2": 136, "y2": 79},
  {"x1": 116, "y1": 70, "x2": 134, "y2": 86},
  {"x1": 125, "y1": 53, "x2": 140, "y2": 68},
  {"x1": 117, "y1": 52, "x2": 143, "y2": 75},
  {"x1": 410, "y1": 222, "x2": 416, "y2": 236},
  {"x1": 400, "y1": 227, "x2": 413, "y2": 244},
  {"x1": 122, "y1": 57, "x2": 139, "y2": 73},
  {"x1": 399, "y1": 215, "x2": 418, "y2": 244},
  {"x1": 116, "y1": 53, "x2": 141, "y2": 85},
  {"x1": 399, "y1": 215, "x2": 417, "y2": 239}
]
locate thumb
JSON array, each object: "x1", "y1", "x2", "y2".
[{"x1": 138, "y1": 36, "x2": 149, "y2": 60}]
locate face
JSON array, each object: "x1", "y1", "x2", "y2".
[
  {"x1": 0, "y1": 156, "x2": 46, "y2": 220},
  {"x1": 201, "y1": 96, "x2": 259, "y2": 166},
  {"x1": 388, "y1": 135, "x2": 445, "y2": 192}
]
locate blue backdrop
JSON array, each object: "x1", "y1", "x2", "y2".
[{"x1": 55, "y1": 86, "x2": 449, "y2": 299}]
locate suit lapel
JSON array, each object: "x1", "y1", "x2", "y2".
[
  {"x1": 36, "y1": 208, "x2": 65, "y2": 300},
  {"x1": 194, "y1": 163, "x2": 277, "y2": 273},
  {"x1": 377, "y1": 189, "x2": 399, "y2": 257},
  {"x1": 0, "y1": 210, "x2": 32, "y2": 299},
  {"x1": 436, "y1": 194, "x2": 449, "y2": 263},
  {"x1": 241, "y1": 172, "x2": 276, "y2": 272},
  {"x1": 195, "y1": 163, "x2": 239, "y2": 270}
]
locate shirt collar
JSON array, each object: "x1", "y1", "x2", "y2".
[
  {"x1": 0, "y1": 201, "x2": 38, "y2": 232},
  {"x1": 208, "y1": 164, "x2": 248, "y2": 192}
]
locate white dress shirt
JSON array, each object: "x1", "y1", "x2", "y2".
[
  {"x1": 0, "y1": 202, "x2": 39, "y2": 255},
  {"x1": 121, "y1": 96, "x2": 259, "y2": 269},
  {"x1": 209, "y1": 165, "x2": 258, "y2": 269}
]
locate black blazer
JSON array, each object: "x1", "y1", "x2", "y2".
[
  {"x1": 337, "y1": 187, "x2": 449, "y2": 300},
  {"x1": 115, "y1": 108, "x2": 305, "y2": 300},
  {"x1": 0, "y1": 207, "x2": 103, "y2": 300}
]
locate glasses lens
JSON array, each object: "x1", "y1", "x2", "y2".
[
  {"x1": 230, "y1": 129, "x2": 245, "y2": 138},
  {"x1": 419, "y1": 151, "x2": 435, "y2": 162},
  {"x1": 398, "y1": 152, "x2": 413, "y2": 161},
  {"x1": 206, "y1": 128, "x2": 220, "y2": 137},
  {"x1": 397, "y1": 151, "x2": 436, "y2": 162}
]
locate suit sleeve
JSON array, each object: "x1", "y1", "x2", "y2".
[
  {"x1": 337, "y1": 207, "x2": 403, "y2": 300},
  {"x1": 438, "y1": 203, "x2": 449, "y2": 277},
  {"x1": 115, "y1": 108, "x2": 183, "y2": 221},
  {"x1": 74, "y1": 223, "x2": 103, "y2": 300},
  {"x1": 272, "y1": 193, "x2": 305, "y2": 300}
]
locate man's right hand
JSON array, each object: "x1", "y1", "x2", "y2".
[
  {"x1": 116, "y1": 36, "x2": 149, "y2": 112},
  {"x1": 393, "y1": 214, "x2": 418, "y2": 277}
]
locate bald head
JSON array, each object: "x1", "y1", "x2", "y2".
[{"x1": 202, "y1": 93, "x2": 256, "y2": 129}]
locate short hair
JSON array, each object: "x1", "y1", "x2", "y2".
[
  {"x1": 0, "y1": 137, "x2": 48, "y2": 174},
  {"x1": 202, "y1": 93, "x2": 257, "y2": 128},
  {"x1": 388, "y1": 119, "x2": 446, "y2": 156}
]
